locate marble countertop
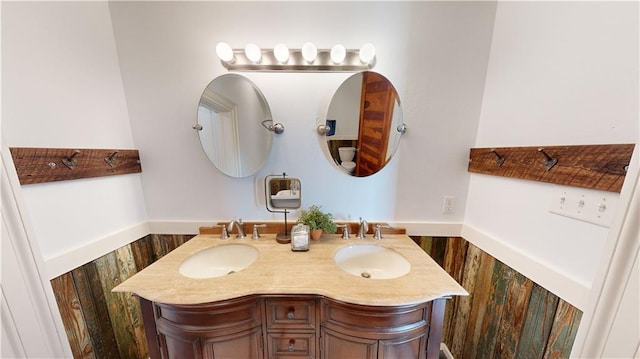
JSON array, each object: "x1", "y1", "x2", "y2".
[{"x1": 112, "y1": 234, "x2": 468, "y2": 306}]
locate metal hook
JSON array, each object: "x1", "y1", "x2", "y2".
[
  {"x1": 105, "y1": 151, "x2": 119, "y2": 167},
  {"x1": 538, "y1": 148, "x2": 558, "y2": 171},
  {"x1": 62, "y1": 150, "x2": 81, "y2": 169},
  {"x1": 490, "y1": 149, "x2": 505, "y2": 167}
]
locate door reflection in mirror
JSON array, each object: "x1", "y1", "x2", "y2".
[
  {"x1": 196, "y1": 74, "x2": 273, "y2": 178},
  {"x1": 325, "y1": 71, "x2": 403, "y2": 177}
]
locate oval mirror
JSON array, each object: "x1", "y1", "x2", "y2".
[
  {"x1": 324, "y1": 71, "x2": 403, "y2": 177},
  {"x1": 196, "y1": 74, "x2": 273, "y2": 177}
]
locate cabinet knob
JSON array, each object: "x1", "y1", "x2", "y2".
[
  {"x1": 288, "y1": 339, "x2": 295, "y2": 351},
  {"x1": 287, "y1": 307, "x2": 295, "y2": 319}
]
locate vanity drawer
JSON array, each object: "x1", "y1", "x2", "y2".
[
  {"x1": 266, "y1": 332, "x2": 316, "y2": 359},
  {"x1": 154, "y1": 296, "x2": 260, "y2": 330},
  {"x1": 321, "y1": 298, "x2": 430, "y2": 335},
  {"x1": 265, "y1": 298, "x2": 317, "y2": 330}
]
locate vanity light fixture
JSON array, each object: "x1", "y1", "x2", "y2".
[
  {"x1": 244, "y1": 43, "x2": 262, "y2": 64},
  {"x1": 330, "y1": 44, "x2": 346, "y2": 64},
  {"x1": 273, "y1": 43, "x2": 289, "y2": 63},
  {"x1": 215, "y1": 42, "x2": 376, "y2": 72},
  {"x1": 359, "y1": 43, "x2": 376, "y2": 64},
  {"x1": 215, "y1": 42, "x2": 235, "y2": 63},
  {"x1": 301, "y1": 42, "x2": 318, "y2": 63}
]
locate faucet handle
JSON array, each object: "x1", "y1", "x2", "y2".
[
  {"x1": 336, "y1": 224, "x2": 350, "y2": 240},
  {"x1": 252, "y1": 224, "x2": 267, "y2": 239},
  {"x1": 374, "y1": 224, "x2": 391, "y2": 240},
  {"x1": 216, "y1": 224, "x2": 229, "y2": 239}
]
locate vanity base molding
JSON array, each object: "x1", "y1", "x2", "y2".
[{"x1": 139, "y1": 295, "x2": 446, "y2": 359}]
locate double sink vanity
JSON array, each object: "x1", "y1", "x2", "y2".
[
  {"x1": 113, "y1": 233, "x2": 467, "y2": 359},
  {"x1": 144, "y1": 66, "x2": 469, "y2": 358}
]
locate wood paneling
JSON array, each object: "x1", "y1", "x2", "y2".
[
  {"x1": 51, "y1": 234, "x2": 194, "y2": 359},
  {"x1": 53, "y1": 234, "x2": 581, "y2": 359},
  {"x1": 468, "y1": 144, "x2": 634, "y2": 192},
  {"x1": 495, "y1": 272, "x2": 533, "y2": 359},
  {"x1": 9, "y1": 147, "x2": 142, "y2": 185},
  {"x1": 415, "y1": 236, "x2": 583, "y2": 359},
  {"x1": 543, "y1": 300, "x2": 583, "y2": 359}
]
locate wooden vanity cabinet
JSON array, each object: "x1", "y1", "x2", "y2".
[{"x1": 139, "y1": 296, "x2": 446, "y2": 359}]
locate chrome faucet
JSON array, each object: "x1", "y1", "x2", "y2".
[
  {"x1": 357, "y1": 217, "x2": 369, "y2": 239},
  {"x1": 227, "y1": 219, "x2": 246, "y2": 238}
]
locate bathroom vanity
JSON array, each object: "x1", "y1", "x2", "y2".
[{"x1": 113, "y1": 234, "x2": 467, "y2": 359}]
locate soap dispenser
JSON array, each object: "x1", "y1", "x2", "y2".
[{"x1": 290, "y1": 224, "x2": 310, "y2": 252}]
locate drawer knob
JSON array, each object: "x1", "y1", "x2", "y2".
[
  {"x1": 287, "y1": 308, "x2": 295, "y2": 319},
  {"x1": 288, "y1": 339, "x2": 295, "y2": 351}
]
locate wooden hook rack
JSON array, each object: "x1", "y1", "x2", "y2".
[
  {"x1": 10, "y1": 147, "x2": 142, "y2": 185},
  {"x1": 468, "y1": 144, "x2": 635, "y2": 192}
]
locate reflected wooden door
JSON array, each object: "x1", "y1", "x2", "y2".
[{"x1": 355, "y1": 72, "x2": 397, "y2": 177}]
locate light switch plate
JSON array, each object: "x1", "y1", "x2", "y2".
[{"x1": 549, "y1": 189, "x2": 619, "y2": 227}]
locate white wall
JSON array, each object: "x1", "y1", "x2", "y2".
[
  {"x1": 1, "y1": 2, "x2": 148, "y2": 268},
  {"x1": 464, "y1": 2, "x2": 639, "y2": 310},
  {"x1": 108, "y1": 1, "x2": 496, "y2": 225}
]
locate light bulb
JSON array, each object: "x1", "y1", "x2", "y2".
[
  {"x1": 215, "y1": 42, "x2": 234, "y2": 63},
  {"x1": 301, "y1": 42, "x2": 317, "y2": 63},
  {"x1": 273, "y1": 43, "x2": 289, "y2": 64},
  {"x1": 330, "y1": 44, "x2": 346, "y2": 64},
  {"x1": 245, "y1": 43, "x2": 262, "y2": 63},
  {"x1": 359, "y1": 43, "x2": 375, "y2": 64}
]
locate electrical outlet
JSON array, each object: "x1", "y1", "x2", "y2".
[
  {"x1": 442, "y1": 196, "x2": 456, "y2": 214},
  {"x1": 549, "y1": 189, "x2": 619, "y2": 227}
]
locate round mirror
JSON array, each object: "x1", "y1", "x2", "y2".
[
  {"x1": 324, "y1": 71, "x2": 403, "y2": 177},
  {"x1": 196, "y1": 74, "x2": 273, "y2": 177}
]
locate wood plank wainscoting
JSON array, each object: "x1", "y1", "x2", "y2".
[
  {"x1": 50, "y1": 234, "x2": 195, "y2": 359},
  {"x1": 416, "y1": 237, "x2": 582, "y2": 359},
  {"x1": 50, "y1": 235, "x2": 581, "y2": 359}
]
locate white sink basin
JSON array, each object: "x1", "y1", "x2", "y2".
[
  {"x1": 179, "y1": 244, "x2": 259, "y2": 279},
  {"x1": 334, "y1": 244, "x2": 411, "y2": 279}
]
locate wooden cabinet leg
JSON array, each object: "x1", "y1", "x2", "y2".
[
  {"x1": 139, "y1": 297, "x2": 162, "y2": 359},
  {"x1": 427, "y1": 298, "x2": 446, "y2": 359}
]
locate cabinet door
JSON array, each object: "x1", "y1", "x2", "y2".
[
  {"x1": 378, "y1": 331, "x2": 427, "y2": 359},
  {"x1": 321, "y1": 327, "x2": 376, "y2": 359},
  {"x1": 202, "y1": 326, "x2": 263, "y2": 359},
  {"x1": 158, "y1": 325, "x2": 263, "y2": 359}
]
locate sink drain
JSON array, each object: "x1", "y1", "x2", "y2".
[{"x1": 361, "y1": 272, "x2": 371, "y2": 279}]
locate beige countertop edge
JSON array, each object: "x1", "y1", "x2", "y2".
[{"x1": 113, "y1": 234, "x2": 468, "y2": 306}]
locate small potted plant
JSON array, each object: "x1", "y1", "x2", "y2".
[{"x1": 298, "y1": 205, "x2": 337, "y2": 240}]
